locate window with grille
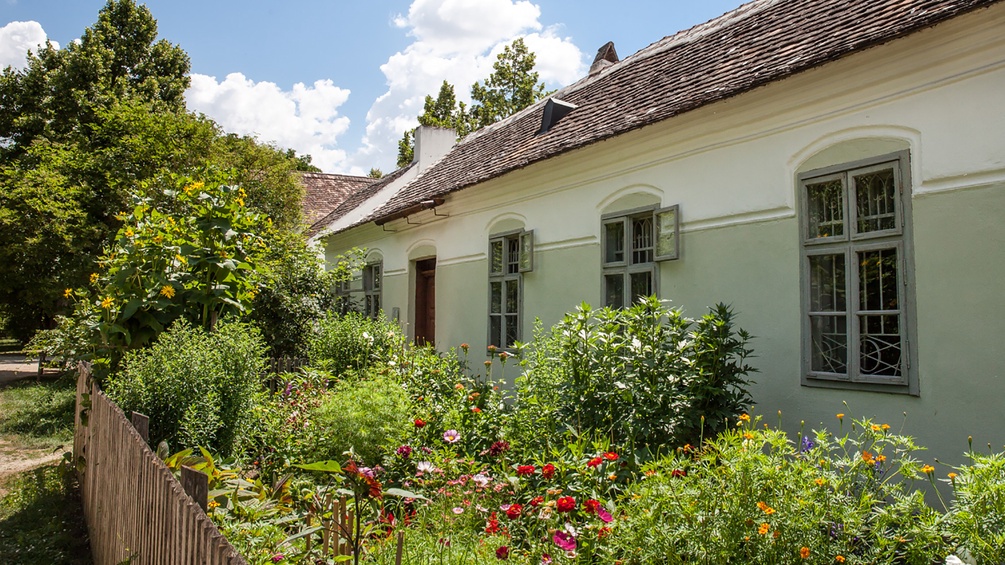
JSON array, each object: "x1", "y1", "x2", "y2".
[
  {"x1": 800, "y1": 151, "x2": 917, "y2": 394},
  {"x1": 363, "y1": 262, "x2": 382, "y2": 320},
  {"x1": 488, "y1": 230, "x2": 533, "y2": 349},
  {"x1": 602, "y1": 205, "x2": 679, "y2": 309}
]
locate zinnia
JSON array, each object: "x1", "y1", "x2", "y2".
[
  {"x1": 505, "y1": 503, "x2": 523, "y2": 519},
  {"x1": 587, "y1": 457, "x2": 602, "y2": 468},
  {"x1": 516, "y1": 465, "x2": 535, "y2": 476},
  {"x1": 530, "y1": 496, "x2": 544, "y2": 507},
  {"x1": 443, "y1": 429, "x2": 460, "y2": 443},
  {"x1": 553, "y1": 530, "x2": 576, "y2": 551},
  {"x1": 496, "y1": 546, "x2": 509, "y2": 560},
  {"x1": 414, "y1": 418, "x2": 426, "y2": 428},
  {"x1": 541, "y1": 463, "x2": 556, "y2": 478},
  {"x1": 603, "y1": 451, "x2": 618, "y2": 461},
  {"x1": 556, "y1": 496, "x2": 576, "y2": 513}
]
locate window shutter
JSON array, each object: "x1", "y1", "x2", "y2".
[
  {"x1": 519, "y1": 230, "x2": 534, "y2": 272},
  {"x1": 654, "y1": 205, "x2": 680, "y2": 262}
]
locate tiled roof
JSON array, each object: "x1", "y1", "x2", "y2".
[
  {"x1": 364, "y1": 0, "x2": 999, "y2": 224},
  {"x1": 306, "y1": 165, "x2": 414, "y2": 237},
  {"x1": 300, "y1": 172, "x2": 376, "y2": 227}
]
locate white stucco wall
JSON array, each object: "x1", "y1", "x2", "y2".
[{"x1": 324, "y1": 4, "x2": 1005, "y2": 465}]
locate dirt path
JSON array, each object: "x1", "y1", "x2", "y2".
[
  {"x1": 0, "y1": 445, "x2": 64, "y2": 496},
  {"x1": 0, "y1": 354, "x2": 58, "y2": 385}
]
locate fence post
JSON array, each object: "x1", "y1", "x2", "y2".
[
  {"x1": 131, "y1": 412, "x2": 150, "y2": 444},
  {"x1": 181, "y1": 466, "x2": 209, "y2": 513}
]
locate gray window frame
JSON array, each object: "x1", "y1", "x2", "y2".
[
  {"x1": 362, "y1": 261, "x2": 382, "y2": 320},
  {"x1": 488, "y1": 229, "x2": 533, "y2": 350},
  {"x1": 601, "y1": 204, "x2": 679, "y2": 309},
  {"x1": 798, "y1": 150, "x2": 918, "y2": 395}
]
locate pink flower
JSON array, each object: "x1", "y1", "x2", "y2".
[
  {"x1": 396, "y1": 445, "x2": 412, "y2": 458},
  {"x1": 541, "y1": 554, "x2": 552, "y2": 565},
  {"x1": 443, "y1": 429, "x2": 461, "y2": 443},
  {"x1": 452, "y1": 507, "x2": 464, "y2": 514},
  {"x1": 496, "y1": 546, "x2": 509, "y2": 560},
  {"x1": 553, "y1": 530, "x2": 576, "y2": 551},
  {"x1": 598, "y1": 507, "x2": 613, "y2": 523},
  {"x1": 271, "y1": 555, "x2": 284, "y2": 563}
]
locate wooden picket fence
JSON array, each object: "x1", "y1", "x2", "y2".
[{"x1": 74, "y1": 364, "x2": 248, "y2": 565}]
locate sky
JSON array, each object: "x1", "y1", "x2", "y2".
[{"x1": 1, "y1": 0, "x2": 746, "y2": 175}]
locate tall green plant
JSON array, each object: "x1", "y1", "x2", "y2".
[{"x1": 513, "y1": 297, "x2": 755, "y2": 456}]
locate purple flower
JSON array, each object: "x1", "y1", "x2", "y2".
[
  {"x1": 396, "y1": 445, "x2": 413, "y2": 458},
  {"x1": 443, "y1": 429, "x2": 460, "y2": 444},
  {"x1": 801, "y1": 436, "x2": 814, "y2": 452}
]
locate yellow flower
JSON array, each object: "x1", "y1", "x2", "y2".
[
  {"x1": 90, "y1": 273, "x2": 99, "y2": 284},
  {"x1": 183, "y1": 181, "x2": 204, "y2": 195},
  {"x1": 175, "y1": 254, "x2": 187, "y2": 264},
  {"x1": 153, "y1": 235, "x2": 164, "y2": 244},
  {"x1": 757, "y1": 501, "x2": 775, "y2": 515},
  {"x1": 800, "y1": 547, "x2": 811, "y2": 559},
  {"x1": 881, "y1": 423, "x2": 890, "y2": 430},
  {"x1": 246, "y1": 290, "x2": 256, "y2": 301},
  {"x1": 871, "y1": 424, "x2": 882, "y2": 431},
  {"x1": 921, "y1": 464, "x2": 935, "y2": 475},
  {"x1": 739, "y1": 413, "x2": 750, "y2": 422},
  {"x1": 743, "y1": 432, "x2": 755, "y2": 440},
  {"x1": 814, "y1": 478, "x2": 826, "y2": 487},
  {"x1": 875, "y1": 454, "x2": 886, "y2": 463},
  {"x1": 100, "y1": 296, "x2": 114, "y2": 309},
  {"x1": 948, "y1": 472, "x2": 958, "y2": 481},
  {"x1": 836, "y1": 413, "x2": 844, "y2": 420},
  {"x1": 207, "y1": 500, "x2": 219, "y2": 509},
  {"x1": 63, "y1": 288, "x2": 73, "y2": 298},
  {"x1": 125, "y1": 228, "x2": 135, "y2": 237},
  {"x1": 758, "y1": 523, "x2": 770, "y2": 535},
  {"x1": 159, "y1": 285, "x2": 175, "y2": 299}
]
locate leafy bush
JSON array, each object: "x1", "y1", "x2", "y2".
[
  {"x1": 309, "y1": 372, "x2": 413, "y2": 466},
  {"x1": 610, "y1": 415, "x2": 949, "y2": 564},
  {"x1": 947, "y1": 450, "x2": 1005, "y2": 564},
  {"x1": 105, "y1": 320, "x2": 265, "y2": 456},
  {"x1": 513, "y1": 297, "x2": 755, "y2": 457},
  {"x1": 307, "y1": 312, "x2": 404, "y2": 377}
]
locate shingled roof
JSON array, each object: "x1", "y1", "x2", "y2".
[
  {"x1": 355, "y1": 0, "x2": 998, "y2": 227},
  {"x1": 306, "y1": 165, "x2": 414, "y2": 237},
  {"x1": 300, "y1": 172, "x2": 376, "y2": 227}
]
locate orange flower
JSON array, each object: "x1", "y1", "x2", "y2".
[
  {"x1": 739, "y1": 413, "x2": 751, "y2": 422},
  {"x1": 800, "y1": 547, "x2": 811, "y2": 559},
  {"x1": 814, "y1": 478, "x2": 826, "y2": 487},
  {"x1": 871, "y1": 424, "x2": 882, "y2": 431},
  {"x1": 836, "y1": 413, "x2": 844, "y2": 420},
  {"x1": 743, "y1": 432, "x2": 755, "y2": 440},
  {"x1": 948, "y1": 472, "x2": 958, "y2": 481},
  {"x1": 881, "y1": 424, "x2": 890, "y2": 430},
  {"x1": 758, "y1": 523, "x2": 770, "y2": 535},
  {"x1": 836, "y1": 556, "x2": 846, "y2": 563},
  {"x1": 875, "y1": 454, "x2": 886, "y2": 463},
  {"x1": 757, "y1": 501, "x2": 775, "y2": 515},
  {"x1": 921, "y1": 464, "x2": 935, "y2": 475},
  {"x1": 861, "y1": 451, "x2": 874, "y2": 463}
]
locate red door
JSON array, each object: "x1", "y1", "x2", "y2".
[{"x1": 414, "y1": 258, "x2": 436, "y2": 346}]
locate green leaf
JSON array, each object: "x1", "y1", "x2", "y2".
[{"x1": 294, "y1": 460, "x2": 342, "y2": 473}]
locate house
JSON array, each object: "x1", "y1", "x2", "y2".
[{"x1": 309, "y1": 0, "x2": 1005, "y2": 464}]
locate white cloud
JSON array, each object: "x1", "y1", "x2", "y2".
[
  {"x1": 349, "y1": 0, "x2": 586, "y2": 173},
  {"x1": 0, "y1": 21, "x2": 58, "y2": 70},
  {"x1": 186, "y1": 73, "x2": 353, "y2": 172}
]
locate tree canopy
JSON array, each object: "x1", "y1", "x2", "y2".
[
  {"x1": 396, "y1": 39, "x2": 548, "y2": 168},
  {"x1": 0, "y1": 0, "x2": 308, "y2": 341}
]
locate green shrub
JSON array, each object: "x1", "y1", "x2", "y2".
[
  {"x1": 307, "y1": 312, "x2": 404, "y2": 377},
  {"x1": 309, "y1": 372, "x2": 413, "y2": 466},
  {"x1": 105, "y1": 320, "x2": 265, "y2": 456},
  {"x1": 512, "y1": 297, "x2": 755, "y2": 457},
  {"x1": 947, "y1": 450, "x2": 1005, "y2": 564},
  {"x1": 610, "y1": 415, "x2": 949, "y2": 564}
]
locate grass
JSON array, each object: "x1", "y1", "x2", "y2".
[
  {"x1": 0, "y1": 464, "x2": 92, "y2": 564},
  {"x1": 0, "y1": 372, "x2": 76, "y2": 453},
  {"x1": 0, "y1": 371, "x2": 91, "y2": 563}
]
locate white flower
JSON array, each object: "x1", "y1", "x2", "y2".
[{"x1": 417, "y1": 461, "x2": 434, "y2": 473}]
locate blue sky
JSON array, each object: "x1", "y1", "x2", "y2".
[{"x1": 1, "y1": 0, "x2": 745, "y2": 175}]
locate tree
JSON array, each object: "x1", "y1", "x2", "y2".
[
  {"x1": 469, "y1": 38, "x2": 547, "y2": 129},
  {"x1": 367, "y1": 168, "x2": 384, "y2": 179},
  {"x1": 0, "y1": 1, "x2": 309, "y2": 341},
  {"x1": 395, "y1": 40, "x2": 547, "y2": 167}
]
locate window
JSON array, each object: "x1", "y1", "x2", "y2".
[
  {"x1": 602, "y1": 205, "x2": 679, "y2": 308},
  {"x1": 362, "y1": 262, "x2": 382, "y2": 319},
  {"x1": 800, "y1": 151, "x2": 916, "y2": 394},
  {"x1": 488, "y1": 230, "x2": 533, "y2": 349}
]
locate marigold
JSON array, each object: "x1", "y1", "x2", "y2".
[
  {"x1": 159, "y1": 285, "x2": 175, "y2": 298},
  {"x1": 836, "y1": 556, "x2": 846, "y2": 563},
  {"x1": 800, "y1": 547, "x2": 811, "y2": 559},
  {"x1": 836, "y1": 413, "x2": 845, "y2": 419},
  {"x1": 948, "y1": 472, "x2": 958, "y2": 481},
  {"x1": 814, "y1": 478, "x2": 826, "y2": 487},
  {"x1": 757, "y1": 501, "x2": 775, "y2": 515},
  {"x1": 875, "y1": 454, "x2": 886, "y2": 463},
  {"x1": 743, "y1": 432, "x2": 755, "y2": 440},
  {"x1": 758, "y1": 523, "x2": 770, "y2": 535},
  {"x1": 872, "y1": 424, "x2": 882, "y2": 431},
  {"x1": 861, "y1": 451, "x2": 874, "y2": 463},
  {"x1": 881, "y1": 423, "x2": 890, "y2": 430},
  {"x1": 921, "y1": 464, "x2": 935, "y2": 474},
  {"x1": 739, "y1": 413, "x2": 751, "y2": 422}
]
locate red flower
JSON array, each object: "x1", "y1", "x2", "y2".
[
  {"x1": 496, "y1": 546, "x2": 509, "y2": 560},
  {"x1": 505, "y1": 503, "x2": 523, "y2": 519},
  {"x1": 489, "y1": 440, "x2": 511, "y2": 456},
  {"x1": 556, "y1": 496, "x2": 576, "y2": 513},
  {"x1": 598, "y1": 526, "x2": 612, "y2": 538},
  {"x1": 529, "y1": 496, "x2": 545, "y2": 507},
  {"x1": 516, "y1": 465, "x2": 535, "y2": 476},
  {"x1": 671, "y1": 469, "x2": 687, "y2": 478},
  {"x1": 485, "y1": 512, "x2": 500, "y2": 534},
  {"x1": 587, "y1": 457, "x2": 603, "y2": 468},
  {"x1": 414, "y1": 418, "x2": 426, "y2": 428},
  {"x1": 583, "y1": 499, "x2": 601, "y2": 515},
  {"x1": 541, "y1": 463, "x2": 556, "y2": 479},
  {"x1": 604, "y1": 452, "x2": 619, "y2": 461}
]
